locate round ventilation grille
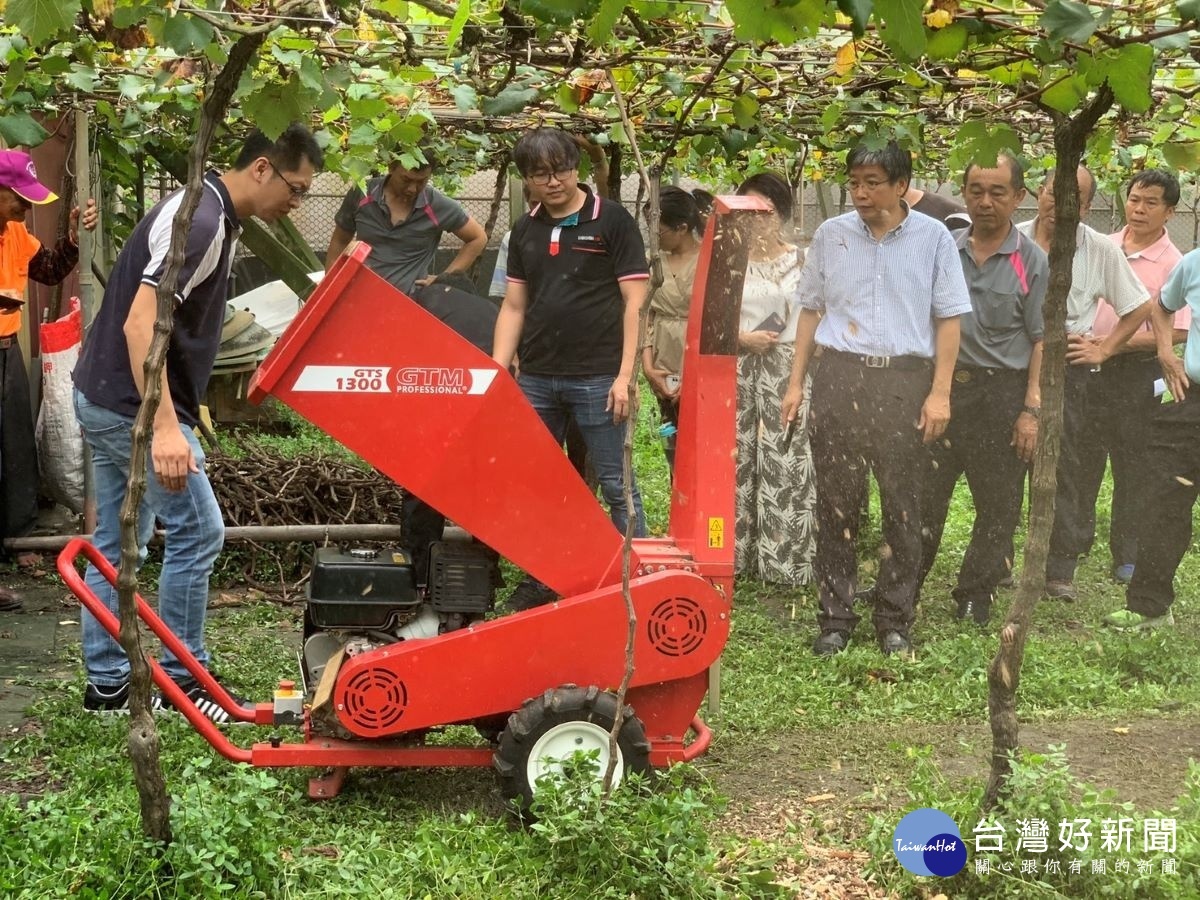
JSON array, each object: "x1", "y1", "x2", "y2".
[
  {"x1": 647, "y1": 597, "x2": 707, "y2": 656},
  {"x1": 342, "y1": 667, "x2": 408, "y2": 734}
]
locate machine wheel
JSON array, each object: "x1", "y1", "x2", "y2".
[
  {"x1": 494, "y1": 684, "x2": 651, "y2": 814},
  {"x1": 473, "y1": 713, "x2": 511, "y2": 745}
]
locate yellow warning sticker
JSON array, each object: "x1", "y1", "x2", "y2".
[{"x1": 708, "y1": 517, "x2": 725, "y2": 549}]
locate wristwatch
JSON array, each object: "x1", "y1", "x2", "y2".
[{"x1": 1022, "y1": 405, "x2": 1041, "y2": 419}]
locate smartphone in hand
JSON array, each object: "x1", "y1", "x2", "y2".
[{"x1": 754, "y1": 311, "x2": 786, "y2": 334}]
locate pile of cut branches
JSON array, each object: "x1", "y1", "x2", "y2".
[
  {"x1": 205, "y1": 451, "x2": 406, "y2": 595},
  {"x1": 207, "y1": 451, "x2": 405, "y2": 527}
]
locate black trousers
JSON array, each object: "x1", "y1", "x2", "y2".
[
  {"x1": 1047, "y1": 365, "x2": 1098, "y2": 582},
  {"x1": 0, "y1": 340, "x2": 38, "y2": 543},
  {"x1": 400, "y1": 491, "x2": 446, "y2": 587},
  {"x1": 809, "y1": 353, "x2": 932, "y2": 636},
  {"x1": 400, "y1": 491, "x2": 501, "y2": 590},
  {"x1": 919, "y1": 368, "x2": 1028, "y2": 605},
  {"x1": 1074, "y1": 354, "x2": 1159, "y2": 569},
  {"x1": 1125, "y1": 399, "x2": 1200, "y2": 617}
]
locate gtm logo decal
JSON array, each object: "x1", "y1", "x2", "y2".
[
  {"x1": 292, "y1": 366, "x2": 391, "y2": 393},
  {"x1": 394, "y1": 367, "x2": 497, "y2": 395},
  {"x1": 290, "y1": 365, "x2": 498, "y2": 397}
]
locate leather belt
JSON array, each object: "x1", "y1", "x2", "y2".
[
  {"x1": 822, "y1": 348, "x2": 932, "y2": 371},
  {"x1": 0, "y1": 335, "x2": 17, "y2": 349}
]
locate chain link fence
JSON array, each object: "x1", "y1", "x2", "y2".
[{"x1": 150, "y1": 169, "x2": 1200, "y2": 296}]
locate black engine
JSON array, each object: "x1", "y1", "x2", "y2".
[{"x1": 301, "y1": 543, "x2": 494, "y2": 688}]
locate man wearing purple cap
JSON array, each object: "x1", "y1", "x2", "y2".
[{"x1": 0, "y1": 148, "x2": 96, "y2": 612}]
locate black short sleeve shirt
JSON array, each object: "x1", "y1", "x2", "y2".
[
  {"x1": 506, "y1": 185, "x2": 648, "y2": 376},
  {"x1": 73, "y1": 171, "x2": 240, "y2": 427}
]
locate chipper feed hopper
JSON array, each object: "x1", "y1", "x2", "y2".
[{"x1": 60, "y1": 196, "x2": 767, "y2": 806}]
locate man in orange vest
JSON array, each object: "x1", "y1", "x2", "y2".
[{"x1": 0, "y1": 148, "x2": 96, "y2": 611}]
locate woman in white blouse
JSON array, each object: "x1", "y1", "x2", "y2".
[{"x1": 734, "y1": 172, "x2": 816, "y2": 587}]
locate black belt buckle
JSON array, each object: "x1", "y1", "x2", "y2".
[
  {"x1": 0, "y1": 336, "x2": 14, "y2": 349},
  {"x1": 864, "y1": 354, "x2": 889, "y2": 369}
]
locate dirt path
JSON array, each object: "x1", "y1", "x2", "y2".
[
  {"x1": 715, "y1": 714, "x2": 1199, "y2": 832},
  {"x1": 707, "y1": 715, "x2": 1200, "y2": 896}
]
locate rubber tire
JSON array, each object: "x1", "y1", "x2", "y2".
[{"x1": 494, "y1": 684, "x2": 651, "y2": 816}]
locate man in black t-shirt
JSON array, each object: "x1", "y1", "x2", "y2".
[
  {"x1": 72, "y1": 125, "x2": 323, "y2": 717},
  {"x1": 492, "y1": 129, "x2": 650, "y2": 606}
]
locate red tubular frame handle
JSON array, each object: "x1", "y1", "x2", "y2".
[
  {"x1": 681, "y1": 716, "x2": 713, "y2": 762},
  {"x1": 57, "y1": 538, "x2": 261, "y2": 757}
]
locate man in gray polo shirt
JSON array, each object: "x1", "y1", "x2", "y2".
[
  {"x1": 327, "y1": 149, "x2": 487, "y2": 293},
  {"x1": 917, "y1": 153, "x2": 1049, "y2": 625}
]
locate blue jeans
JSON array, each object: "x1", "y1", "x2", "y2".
[
  {"x1": 74, "y1": 390, "x2": 224, "y2": 685},
  {"x1": 517, "y1": 373, "x2": 646, "y2": 537}
]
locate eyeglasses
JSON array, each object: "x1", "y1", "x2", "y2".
[
  {"x1": 525, "y1": 168, "x2": 577, "y2": 186},
  {"x1": 847, "y1": 179, "x2": 893, "y2": 193},
  {"x1": 269, "y1": 160, "x2": 310, "y2": 199}
]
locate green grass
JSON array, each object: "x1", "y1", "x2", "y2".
[
  {"x1": 7, "y1": 389, "x2": 1200, "y2": 897},
  {"x1": 212, "y1": 404, "x2": 364, "y2": 465}
]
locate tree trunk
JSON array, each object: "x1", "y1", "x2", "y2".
[
  {"x1": 601, "y1": 69, "x2": 663, "y2": 795},
  {"x1": 479, "y1": 154, "x2": 511, "y2": 281},
  {"x1": 606, "y1": 144, "x2": 622, "y2": 201},
  {"x1": 115, "y1": 31, "x2": 266, "y2": 846},
  {"x1": 983, "y1": 85, "x2": 1115, "y2": 809}
]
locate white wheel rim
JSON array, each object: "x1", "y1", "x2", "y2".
[{"x1": 526, "y1": 720, "x2": 624, "y2": 792}]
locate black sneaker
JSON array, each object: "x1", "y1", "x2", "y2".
[
  {"x1": 956, "y1": 595, "x2": 993, "y2": 626},
  {"x1": 84, "y1": 681, "x2": 130, "y2": 714},
  {"x1": 153, "y1": 675, "x2": 253, "y2": 725},
  {"x1": 879, "y1": 630, "x2": 913, "y2": 656},
  {"x1": 506, "y1": 577, "x2": 557, "y2": 612},
  {"x1": 812, "y1": 630, "x2": 850, "y2": 656}
]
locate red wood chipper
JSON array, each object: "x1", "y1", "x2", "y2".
[{"x1": 60, "y1": 196, "x2": 765, "y2": 807}]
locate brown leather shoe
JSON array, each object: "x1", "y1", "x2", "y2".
[{"x1": 0, "y1": 586, "x2": 23, "y2": 611}]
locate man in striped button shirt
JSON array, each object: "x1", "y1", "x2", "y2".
[{"x1": 782, "y1": 140, "x2": 972, "y2": 657}]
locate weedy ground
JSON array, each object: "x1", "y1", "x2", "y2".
[{"x1": 2, "y1": 399, "x2": 1198, "y2": 898}]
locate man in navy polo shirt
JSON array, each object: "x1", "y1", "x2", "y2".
[
  {"x1": 326, "y1": 147, "x2": 486, "y2": 294},
  {"x1": 493, "y1": 128, "x2": 650, "y2": 608},
  {"x1": 72, "y1": 124, "x2": 323, "y2": 718}
]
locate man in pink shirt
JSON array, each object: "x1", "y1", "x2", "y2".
[{"x1": 1077, "y1": 170, "x2": 1187, "y2": 584}]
